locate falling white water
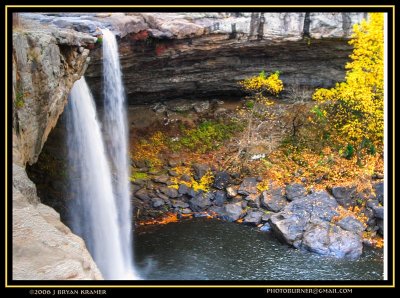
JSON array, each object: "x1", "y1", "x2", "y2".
[
  {"x1": 66, "y1": 77, "x2": 127, "y2": 279},
  {"x1": 101, "y1": 29, "x2": 136, "y2": 277}
]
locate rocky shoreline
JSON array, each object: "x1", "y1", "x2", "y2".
[{"x1": 133, "y1": 161, "x2": 384, "y2": 259}]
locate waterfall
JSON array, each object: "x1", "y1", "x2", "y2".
[
  {"x1": 66, "y1": 77, "x2": 127, "y2": 279},
  {"x1": 101, "y1": 29, "x2": 135, "y2": 276}
]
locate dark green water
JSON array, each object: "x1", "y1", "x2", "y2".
[{"x1": 134, "y1": 218, "x2": 383, "y2": 280}]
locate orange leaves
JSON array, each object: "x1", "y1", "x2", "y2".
[{"x1": 137, "y1": 212, "x2": 180, "y2": 226}]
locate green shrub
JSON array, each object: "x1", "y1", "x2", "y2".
[
  {"x1": 130, "y1": 171, "x2": 148, "y2": 182},
  {"x1": 170, "y1": 120, "x2": 242, "y2": 153}
]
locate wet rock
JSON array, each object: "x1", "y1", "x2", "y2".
[
  {"x1": 168, "y1": 159, "x2": 180, "y2": 167},
  {"x1": 366, "y1": 199, "x2": 379, "y2": 209},
  {"x1": 245, "y1": 193, "x2": 261, "y2": 208},
  {"x1": 373, "y1": 182, "x2": 384, "y2": 204},
  {"x1": 243, "y1": 210, "x2": 264, "y2": 226},
  {"x1": 131, "y1": 179, "x2": 146, "y2": 187},
  {"x1": 192, "y1": 163, "x2": 210, "y2": 181},
  {"x1": 178, "y1": 183, "x2": 190, "y2": 195},
  {"x1": 261, "y1": 212, "x2": 273, "y2": 223},
  {"x1": 171, "y1": 199, "x2": 189, "y2": 208},
  {"x1": 151, "y1": 198, "x2": 165, "y2": 208},
  {"x1": 377, "y1": 219, "x2": 383, "y2": 236},
  {"x1": 213, "y1": 171, "x2": 231, "y2": 190},
  {"x1": 133, "y1": 160, "x2": 147, "y2": 168},
  {"x1": 180, "y1": 208, "x2": 192, "y2": 214},
  {"x1": 157, "y1": 193, "x2": 170, "y2": 201},
  {"x1": 337, "y1": 216, "x2": 366, "y2": 235},
  {"x1": 270, "y1": 190, "x2": 363, "y2": 258},
  {"x1": 285, "y1": 183, "x2": 306, "y2": 201},
  {"x1": 373, "y1": 206, "x2": 384, "y2": 219},
  {"x1": 180, "y1": 174, "x2": 192, "y2": 183},
  {"x1": 213, "y1": 190, "x2": 227, "y2": 207},
  {"x1": 302, "y1": 221, "x2": 363, "y2": 259},
  {"x1": 168, "y1": 169, "x2": 179, "y2": 177},
  {"x1": 331, "y1": 185, "x2": 357, "y2": 207},
  {"x1": 260, "y1": 223, "x2": 271, "y2": 232},
  {"x1": 188, "y1": 193, "x2": 212, "y2": 212},
  {"x1": 159, "y1": 186, "x2": 179, "y2": 198},
  {"x1": 238, "y1": 177, "x2": 258, "y2": 195},
  {"x1": 366, "y1": 199, "x2": 383, "y2": 219},
  {"x1": 152, "y1": 175, "x2": 170, "y2": 184},
  {"x1": 219, "y1": 202, "x2": 245, "y2": 222},
  {"x1": 270, "y1": 191, "x2": 338, "y2": 247},
  {"x1": 260, "y1": 186, "x2": 287, "y2": 212},
  {"x1": 226, "y1": 186, "x2": 238, "y2": 198},
  {"x1": 135, "y1": 188, "x2": 151, "y2": 201}
]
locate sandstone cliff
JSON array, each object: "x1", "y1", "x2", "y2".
[
  {"x1": 21, "y1": 12, "x2": 366, "y2": 103},
  {"x1": 11, "y1": 18, "x2": 102, "y2": 280}
]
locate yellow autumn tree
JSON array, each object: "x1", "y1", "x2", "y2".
[{"x1": 312, "y1": 13, "x2": 384, "y2": 162}]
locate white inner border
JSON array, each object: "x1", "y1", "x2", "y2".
[{"x1": 383, "y1": 12, "x2": 388, "y2": 281}]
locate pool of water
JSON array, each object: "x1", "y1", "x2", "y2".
[{"x1": 134, "y1": 218, "x2": 383, "y2": 280}]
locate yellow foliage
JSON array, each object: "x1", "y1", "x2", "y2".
[
  {"x1": 312, "y1": 13, "x2": 384, "y2": 154},
  {"x1": 169, "y1": 166, "x2": 214, "y2": 192},
  {"x1": 130, "y1": 131, "x2": 167, "y2": 169},
  {"x1": 239, "y1": 71, "x2": 283, "y2": 96},
  {"x1": 257, "y1": 180, "x2": 270, "y2": 192}
]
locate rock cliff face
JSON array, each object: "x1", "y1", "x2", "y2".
[
  {"x1": 11, "y1": 19, "x2": 102, "y2": 280},
  {"x1": 22, "y1": 12, "x2": 366, "y2": 104}
]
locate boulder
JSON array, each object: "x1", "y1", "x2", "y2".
[
  {"x1": 151, "y1": 198, "x2": 165, "y2": 208},
  {"x1": 178, "y1": 183, "x2": 190, "y2": 195},
  {"x1": 261, "y1": 212, "x2": 273, "y2": 222},
  {"x1": 238, "y1": 177, "x2": 258, "y2": 195},
  {"x1": 331, "y1": 185, "x2": 357, "y2": 207},
  {"x1": 373, "y1": 206, "x2": 384, "y2": 219},
  {"x1": 213, "y1": 190, "x2": 227, "y2": 207},
  {"x1": 171, "y1": 199, "x2": 189, "y2": 209},
  {"x1": 213, "y1": 171, "x2": 231, "y2": 190},
  {"x1": 302, "y1": 221, "x2": 363, "y2": 259},
  {"x1": 270, "y1": 191, "x2": 338, "y2": 247},
  {"x1": 285, "y1": 183, "x2": 306, "y2": 201},
  {"x1": 377, "y1": 219, "x2": 384, "y2": 236},
  {"x1": 159, "y1": 186, "x2": 179, "y2": 198},
  {"x1": 152, "y1": 175, "x2": 170, "y2": 185},
  {"x1": 373, "y1": 182, "x2": 384, "y2": 204},
  {"x1": 226, "y1": 186, "x2": 238, "y2": 198},
  {"x1": 243, "y1": 210, "x2": 264, "y2": 226},
  {"x1": 220, "y1": 202, "x2": 245, "y2": 222},
  {"x1": 135, "y1": 188, "x2": 151, "y2": 201},
  {"x1": 260, "y1": 186, "x2": 287, "y2": 212},
  {"x1": 337, "y1": 216, "x2": 366, "y2": 235},
  {"x1": 188, "y1": 193, "x2": 212, "y2": 212},
  {"x1": 192, "y1": 163, "x2": 210, "y2": 181},
  {"x1": 245, "y1": 193, "x2": 261, "y2": 208},
  {"x1": 168, "y1": 169, "x2": 179, "y2": 177},
  {"x1": 260, "y1": 223, "x2": 271, "y2": 232}
]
